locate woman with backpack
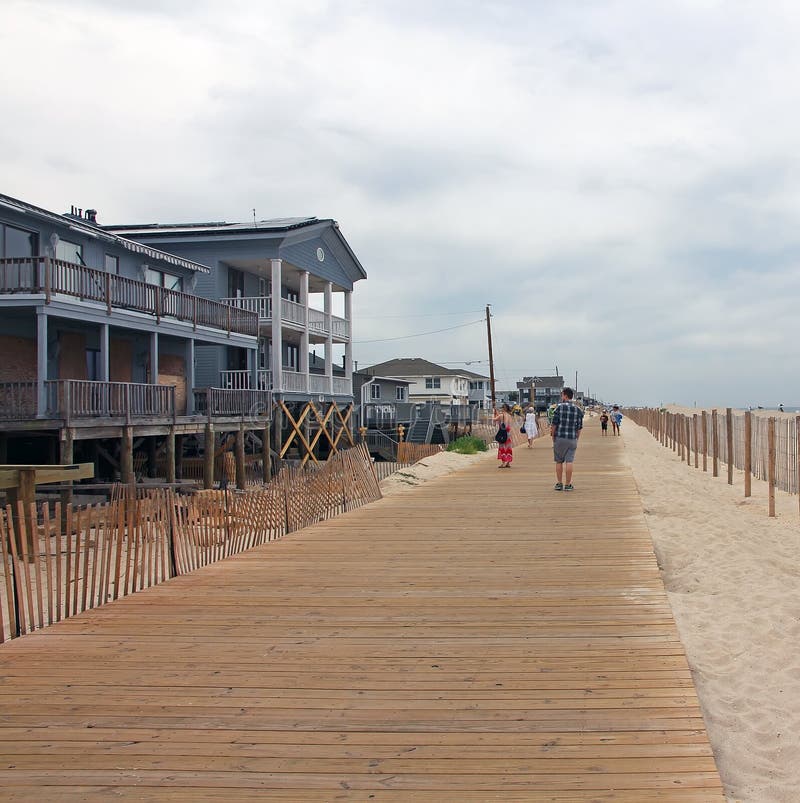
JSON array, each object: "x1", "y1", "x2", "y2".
[{"x1": 493, "y1": 403, "x2": 515, "y2": 468}]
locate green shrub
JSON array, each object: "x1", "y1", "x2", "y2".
[{"x1": 447, "y1": 435, "x2": 488, "y2": 454}]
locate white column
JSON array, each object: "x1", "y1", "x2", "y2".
[
  {"x1": 344, "y1": 290, "x2": 353, "y2": 386},
  {"x1": 185, "y1": 339, "x2": 195, "y2": 414},
  {"x1": 99, "y1": 323, "x2": 110, "y2": 382},
  {"x1": 150, "y1": 332, "x2": 159, "y2": 384},
  {"x1": 36, "y1": 308, "x2": 48, "y2": 417},
  {"x1": 324, "y1": 281, "x2": 333, "y2": 395},
  {"x1": 249, "y1": 346, "x2": 259, "y2": 391},
  {"x1": 300, "y1": 270, "x2": 310, "y2": 394},
  {"x1": 271, "y1": 258, "x2": 283, "y2": 394}
]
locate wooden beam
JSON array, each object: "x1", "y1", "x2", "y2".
[
  {"x1": 235, "y1": 425, "x2": 246, "y2": 490},
  {"x1": 203, "y1": 424, "x2": 215, "y2": 490}
]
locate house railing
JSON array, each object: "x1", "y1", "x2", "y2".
[
  {"x1": 0, "y1": 379, "x2": 175, "y2": 422},
  {"x1": 219, "y1": 293, "x2": 349, "y2": 338},
  {"x1": 282, "y1": 371, "x2": 307, "y2": 393},
  {"x1": 308, "y1": 374, "x2": 328, "y2": 394},
  {"x1": 194, "y1": 387, "x2": 273, "y2": 418},
  {"x1": 220, "y1": 369, "x2": 272, "y2": 390},
  {"x1": 0, "y1": 257, "x2": 259, "y2": 337},
  {"x1": 332, "y1": 377, "x2": 352, "y2": 395}
]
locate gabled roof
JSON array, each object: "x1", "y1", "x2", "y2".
[
  {"x1": 0, "y1": 192, "x2": 211, "y2": 273},
  {"x1": 363, "y1": 358, "x2": 475, "y2": 378}
]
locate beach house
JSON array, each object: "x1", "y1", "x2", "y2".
[{"x1": 0, "y1": 192, "x2": 267, "y2": 482}]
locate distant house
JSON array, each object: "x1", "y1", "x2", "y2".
[
  {"x1": 460, "y1": 368, "x2": 492, "y2": 411},
  {"x1": 352, "y1": 371, "x2": 412, "y2": 430},
  {"x1": 361, "y1": 358, "x2": 470, "y2": 405},
  {"x1": 516, "y1": 375, "x2": 565, "y2": 411}
]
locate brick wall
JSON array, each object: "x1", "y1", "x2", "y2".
[{"x1": 0, "y1": 335, "x2": 36, "y2": 382}]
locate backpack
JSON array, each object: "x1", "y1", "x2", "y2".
[{"x1": 495, "y1": 422, "x2": 509, "y2": 444}]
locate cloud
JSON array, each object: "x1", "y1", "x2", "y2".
[{"x1": 2, "y1": 0, "x2": 800, "y2": 406}]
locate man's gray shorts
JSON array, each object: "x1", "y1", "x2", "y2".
[{"x1": 553, "y1": 437, "x2": 578, "y2": 464}]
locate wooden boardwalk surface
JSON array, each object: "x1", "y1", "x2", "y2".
[{"x1": 0, "y1": 422, "x2": 724, "y2": 801}]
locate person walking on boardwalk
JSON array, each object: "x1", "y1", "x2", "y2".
[
  {"x1": 550, "y1": 387, "x2": 584, "y2": 491},
  {"x1": 611, "y1": 405, "x2": 623, "y2": 436},
  {"x1": 493, "y1": 403, "x2": 514, "y2": 468},
  {"x1": 600, "y1": 410, "x2": 609, "y2": 436},
  {"x1": 524, "y1": 406, "x2": 539, "y2": 448}
]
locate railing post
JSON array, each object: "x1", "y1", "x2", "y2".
[
  {"x1": 726, "y1": 408, "x2": 734, "y2": 485},
  {"x1": 768, "y1": 417, "x2": 776, "y2": 517},
  {"x1": 206, "y1": 387, "x2": 212, "y2": 423},
  {"x1": 193, "y1": 295, "x2": 197, "y2": 331},
  {"x1": 44, "y1": 257, "x2": 51, "y2": 304},
  {"x1": 125, "y1": 383, "x2": 132, "y2": 425},
  {"x1": 105, "y1": 272, "x2": 112, "y2": 316}
]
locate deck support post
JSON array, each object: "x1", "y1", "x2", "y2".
[
  {"x1": 121, "y1": 426, "x2": 134, "y2": 488},
  {"x1": 203, "y1": 424, "x2": 215, "y2": 489},
  {"x1": 300, "y1": 271, "x2": 310, "y2": 393},
  {"x1": 235, "y1": 425, "x2": 246, "y2": 489},
  {"x1": 166, "y1": 427, "x2": 176, "y2": 484},
  {"x1": 149, "y1": 332, "x2": 159, "y2": 385},
  {"x1": 175, "y1": 434, "x2": 184, "y2": 481},
  {"x1": 324, "y1": 281, "x2": 333, "y2": 395},
  {"x1": 60, "y1": 427, "x2": 74, "y2": 512},
  {"x1": 262, "y1": 424, "x2": 271, "y2": 484}
]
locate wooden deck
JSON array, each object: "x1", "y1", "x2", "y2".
[{"x1": 0, "y1": 423, "x2": 724, "y2": 800}]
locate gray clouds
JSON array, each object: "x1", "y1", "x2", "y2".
[{"x1": 2, "y1": 0, "x2": 800, "y2": 405}]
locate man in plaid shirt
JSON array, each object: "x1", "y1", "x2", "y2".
[{"x1": 550, "y1": 387, "x2": 584, "y2": 492}]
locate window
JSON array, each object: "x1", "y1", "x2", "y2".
[
  {"x1": 105, "y1": 254, "x2": 119, "y2": 274},
  {"x1": 0, "y1": 222, "x2": 38, "y2": 257},
  {"x1": 396, "y1": 386, "x2": 406, "y2": 401},
  {"x1": 146, "y1": 269, "x2": 183, "y2": 292},
  {"x1": 425, "y1": 377, "x2": 441, "y2": 389},
  {"x1": 371, "y1": 383, "x2": 381, "y2": 400},
  {"x1": 56, "y1": 239, "x2": 83, "y2": 265}
]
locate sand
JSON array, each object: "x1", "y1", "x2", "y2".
[
  {"x1": 379, "y1": 448, "x2": 495, "y2": 497},
  {"x1": 621, "y1": 419, "x2": 800, "y2": 803}
]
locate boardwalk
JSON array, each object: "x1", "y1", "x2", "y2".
[{"x1": 0, "y1": 423, "x2": 724, "y2": 801}]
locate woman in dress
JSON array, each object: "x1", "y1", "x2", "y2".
[
  {"x1": 493, "y1": 403, "x2": 514, "y2": 468},
  {"x1": 524, "y1": 406, "x2": 539, "y2": 448}
]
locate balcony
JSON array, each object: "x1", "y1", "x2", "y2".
[
  {"x1": 219, "y1": 369, "x2": 352, "y2": 397},
  {"x1": 221, "y1": 295, "x2": 350, "y2": 340},
  {"x1": 0, "y1": 257, "x2": 259, "y2": 337},
  {"x1": 0, "y1": 380, "x2": 175, "y2": 422}
]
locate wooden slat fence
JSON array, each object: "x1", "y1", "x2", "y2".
[
  {"x1": 396, "y1": 442, "x2": 443, "y2": 463},
  {"x1": 626, "y1": 408, "x2": 800, "y2": 518},
  {"x1": 0, "y1": 445, "x2": 380, "y2": 642}
]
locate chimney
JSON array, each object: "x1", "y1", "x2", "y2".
[{"x1": 85, "y1": 209, "x2": 98, "y2": 224}]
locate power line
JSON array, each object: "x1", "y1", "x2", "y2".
[
  {"x1": 356, "y1": 309, "x2": 485, "y2": 320},
  {"x1": 353, "y1": 318, "x2": 485, "y2": 345}
]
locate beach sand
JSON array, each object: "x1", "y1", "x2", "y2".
[
  {"x1": 621, "y1": 419, "x2": 800, "y2": 803},
  {"x1": 379, "y1": 449, "x2": 494, "y2": 497}
]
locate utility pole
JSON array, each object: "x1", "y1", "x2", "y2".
[{"x1": 486, "y1": 304, "x2": 496, "y2": 411}]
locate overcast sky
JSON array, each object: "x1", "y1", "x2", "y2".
[{"x1": 2, "y1": 0, "x2": 798, "y2": 406}]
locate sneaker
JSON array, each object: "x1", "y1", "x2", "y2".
[
  {"x1": 553, "y1": 482, "x2": 563, "y2": 491},
  {"x1": 564, "y1": 484, "x2": 574, "y2": 492}
]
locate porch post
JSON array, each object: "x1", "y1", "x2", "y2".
[
  {"x1": 271, "y1": 258, "x2": 283, "y2": 395},
  {"x1": 99, "y1": 323, "x2": 110, "y2": 382},
  {"x1": 35, "y1": 307, "x2": 48, "y2": 417},
  {"x1": 324, "y1": 281, "x2": 333, "y2": 396},
  {"x1": 185, "y1": 338, "x2": 195, "y2": 415},
  {"x1": 344, "y1": 290, "x2": 353, "y2": 389},
  {"x1": 149, "y1": 332, "x2": 159, "y2": 384},
  {"x1": 300, "y1": 270, "x2": 310, "y2": 394}
]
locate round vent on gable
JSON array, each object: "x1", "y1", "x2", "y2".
[{"x1": 316, "y1": 247, "x2": 325, "y2": 262}]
